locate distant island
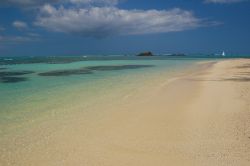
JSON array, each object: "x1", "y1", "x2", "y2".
[{"x1": 137, "y1": 51, "x2": 154, "y2": 56}]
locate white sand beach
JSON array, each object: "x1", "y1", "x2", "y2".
[{"x1": 1, "y1": 59, "x2": 250, "y2": 166}]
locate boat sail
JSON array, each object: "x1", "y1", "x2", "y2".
[{"x1": 222, "y1": 51, "x2": 226, "y2": 57}]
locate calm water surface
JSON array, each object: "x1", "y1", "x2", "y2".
[{"x1": 0, "y1": 56, "x2": 212, "y2": 135}]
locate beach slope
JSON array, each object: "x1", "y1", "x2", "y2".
[
  {"x1": 92, "y1": 59, "x2": 250, "y2": 166},
  {"x1": 0, "y1": 59, "x2": 250, "y2": 166}
]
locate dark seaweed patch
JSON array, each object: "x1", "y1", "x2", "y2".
[
  {"x1": 0, "y1": 71, "x2": 34, "y2": 77},
  {"x1": 86, "y1": 65, "x2": 154, "y2": 71},
  {"x1": 38, "y1": 65, "x2": 154, "y2": 77},
  {"x1": 0, "y1": 76, "x2": 28, "y2": 83},
  {"x1": 0, "y1": 70, "x2": 33, "y2": 83},
  {"x1": 38, "y1": 69, "x2": 92, "y2": 76}
]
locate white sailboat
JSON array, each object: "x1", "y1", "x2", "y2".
[{"x1": 222, "y1": 51, "x2": 226, "y2": 57}]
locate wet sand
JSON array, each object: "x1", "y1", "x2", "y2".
[{"x1": 1, "y1": 59, "x2": 250, "y2": 166}]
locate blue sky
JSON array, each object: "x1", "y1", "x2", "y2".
[{"x1": 0, "y1": 0, "x2": 250, "y2": 56}]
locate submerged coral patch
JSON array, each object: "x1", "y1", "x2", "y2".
[
  {"x1": 0, "y1": 77, "x2": 28, "y2": 83},
  {"x1": 38, "y1": 65, "x2": 154, "y2": 77},
  {"x1": 38, "y1": 69, "x2": 92, "y2": 76},
  {"x1": 0, "y1": 71, "x2": 34, "y2": 77},
  {"x1": 0, "y1": 70, "x2": 34, "y2": 83}
]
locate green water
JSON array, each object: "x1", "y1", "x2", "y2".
[{"x1": 0, "y1": 58, "x2": 208, "y2": 136}]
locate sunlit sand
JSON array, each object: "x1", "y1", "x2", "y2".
[{"x1": 0, "y1": 59, "x2": 250, "y2": 166}]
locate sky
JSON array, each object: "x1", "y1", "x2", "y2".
[{"x1": 0, "y1": 0, "x2": 250, "y2": 56}]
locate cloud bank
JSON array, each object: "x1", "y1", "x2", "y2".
[
  {"x1": 35, "y1": 4, "x2": 201, "y2": 37},
  {"x1": 1, "y1": 0, "x2": 217, "y2": 38}
]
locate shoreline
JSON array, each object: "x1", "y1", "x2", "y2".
[{"x1": 1, "y1": 59, "x2": 249, "y2": 165}]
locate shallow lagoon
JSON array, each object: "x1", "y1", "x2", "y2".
[{"x1": 0, "y1": 56, "x2": 209, "y2": 136}]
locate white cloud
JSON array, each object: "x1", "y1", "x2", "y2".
[
  {"x1": 12, "y1": 21, "x2": 28, "y2": 30},
  {"x1": 204, "y1": 0, "x2": 247, "y2": 3},
  {"x1": 2, "y1": 1, "x2": 218, "y2": 39},
  {"x1": 35, "y1": 4, "x2": 202, "y2": 38}
]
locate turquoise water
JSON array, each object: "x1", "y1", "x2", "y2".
[{"x1": 0, "y1": 57, "x2": 209, "y2": 135}]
